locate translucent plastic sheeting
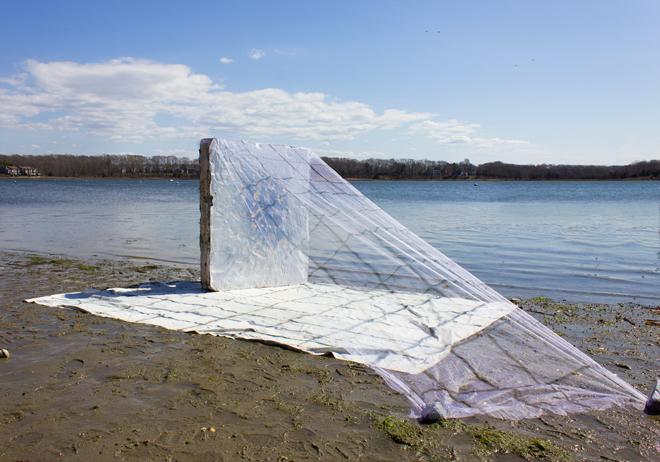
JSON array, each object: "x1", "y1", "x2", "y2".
[{"x1": 30, "y1": 138, "x2": 646, "y2": 419}]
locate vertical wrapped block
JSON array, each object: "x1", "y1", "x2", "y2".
[{"x1": 200, "y1": 139, "x2": 310, "y2": 291}]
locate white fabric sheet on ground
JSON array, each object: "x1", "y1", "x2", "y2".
[{"x1": 27, "y1": 281, "x2": 514, "y2": 375}]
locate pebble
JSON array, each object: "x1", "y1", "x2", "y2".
[{"x1": 0, "y1": 349, "x2": 10, "y2": 359}]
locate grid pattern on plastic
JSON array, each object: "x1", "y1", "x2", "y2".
[{"x1": 202, "y1": 139, "x2": 644, "y2": 419}]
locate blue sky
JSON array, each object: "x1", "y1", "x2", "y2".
[{"x1": 1, "y1": 1, "x2": 658, "y2": 164}]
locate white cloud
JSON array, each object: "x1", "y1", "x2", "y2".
[
  {"x1": 0, "y1": 73, "x2": 27, "y2": 86},
  {"x1": 0, "y1": 57, "x2": 527, "y2": 151},
  {"x1": 25, "y1": 57, "x2": 219, "y2": 101},
  {"x1": 409, "y1": 119, "x2": 529, "y2": 148},
  {"x1": 219, "y1": 57, "x2": 233, "y2": 64},
  {"x1": 248, "y1": 49, "x2": 266, "y2": 60},
  {"x1": 316, "y1": 147, "x2": 389, "y2": 160}
]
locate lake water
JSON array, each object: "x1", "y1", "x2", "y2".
[{"x1": 1, "y1": 178, "x2": 658, "y2": 305}]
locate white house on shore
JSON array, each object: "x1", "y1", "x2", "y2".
[{"x1": 1, "y1": 165, "x2": 39, "y2": 176}]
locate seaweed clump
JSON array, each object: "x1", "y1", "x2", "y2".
[{"x1": 375, "y1": 415, "x2": 570, "y2": 461}]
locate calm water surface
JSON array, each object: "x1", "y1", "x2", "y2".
[{"x1": 1, "y1": 178, "x2": 658, "y2": 304}]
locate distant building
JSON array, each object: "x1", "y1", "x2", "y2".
[
  {"x1": 1, "y1": 165, "x2": 20, "y2": 175},
  {"x1": 1, "y1": 165, "x2": 39, "y2": 176},
  {"x1": 19, "y1": 166, "x2": 39, "y2": 176}
]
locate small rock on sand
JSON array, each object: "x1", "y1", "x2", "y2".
[{"x1": 0, "y1": 349, "x2": 10, "y2": 359}]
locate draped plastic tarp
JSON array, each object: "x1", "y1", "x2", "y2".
[{"x1": 29, "y1": 139, "x2": 646, "y2": 419}]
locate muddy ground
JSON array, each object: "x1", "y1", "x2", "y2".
[{"x1": 0, "y1": 251, "x2": 658, "y2": 461}]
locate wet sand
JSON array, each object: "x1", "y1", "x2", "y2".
[{"x1": 0, "y1": 251, "x2": 658, "y2": 461}]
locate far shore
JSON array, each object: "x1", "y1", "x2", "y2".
[
  {"x1": 2, "y1": 174, "x2": 658, "y2": 182},
  {"x1": 0, "y1": 174, "x2": 198, "y2": 181}
]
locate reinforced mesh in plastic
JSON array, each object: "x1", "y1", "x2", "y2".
[{"x1": 200, "y1": 139, "x2": 645, "y2": 419}]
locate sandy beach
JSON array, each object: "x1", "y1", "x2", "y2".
[{"x1": 0, "y1": 250, "x2": 658, "y2": 461}]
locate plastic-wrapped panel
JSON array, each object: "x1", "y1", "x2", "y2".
[{"x1": 201, "y1": 139, "x2": 309, "y2": 290}]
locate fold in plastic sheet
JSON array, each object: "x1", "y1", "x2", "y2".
[{"x1": 29, "y1": 139, "x2": 646, "y2": 419}]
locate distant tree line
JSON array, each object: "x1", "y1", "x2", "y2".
[
  {"x1": 474, "y1": 160, "x2": 660, "y2": 180},
  {"x1": 322, "y1": 157, "x2": 659, "y2": 180},
  {"x1": 322, "y1": 157, "x2": 477, "y2": 179},
  {"x1": 0, "y1": 154, "x2": 199, "y2": 178},
  {"x1": 1, "y1": 153, "x2": 658, "y2": 180}
]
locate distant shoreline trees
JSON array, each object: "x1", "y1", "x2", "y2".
[
  {"x1": 0, "y1": 153, "x2": 658, "y2": 180},
  {"x1": 0, "y1": 154, "x2": 199, "y2": 178},
  {"x1": 322, "y1": 157, "x2": 659, "y2": 180}
]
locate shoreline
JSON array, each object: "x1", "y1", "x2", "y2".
[
  {"x1": 0, "y1": 175, "x2": 198, "y2": 181},
  {"x1": 2, "y1": 174, "x2": 658, "y2": 182},
  {"x1": 5, "y1": 248, "x2": 656, "y2": 307},
  {"x1": 1, "y1": 250, "x2": 658, "y2": 460},
  {"x1": 347, "y1": 176, "x2": 660, "y2": 181}
]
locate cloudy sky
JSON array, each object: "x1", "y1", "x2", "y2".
[{"x1": 1, "y1": 1, "x2": 659, "y2": 164}]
